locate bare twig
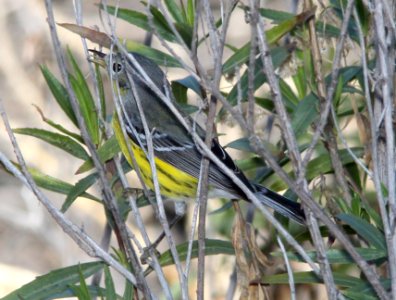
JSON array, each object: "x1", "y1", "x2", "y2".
[
  {"x1": 276, "y1": 235, "x2": 296, "y2": 300},
  {"x1": 372, "y1": 2, "x2": 396, "y2": 298},
  {"x1": 196, "y1": 95, "x2": 216, "y2": 300}
]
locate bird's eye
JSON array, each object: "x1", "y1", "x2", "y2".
[{"x1": 112, "y1": 63, "x2": 123, "y2": 73}]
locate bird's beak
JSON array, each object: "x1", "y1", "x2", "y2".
[{"x1": 88, "y1": 49, "x2": 107, "y2": 68}]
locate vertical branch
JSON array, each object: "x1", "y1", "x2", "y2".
[
  {"x1": 373, "y1": 1, "x2": 396, "y2": 298},
  {"x1": 276, "y1": 235, "x2": 296, "y2": 300},
  {"x1": 196, "y1": 95, "x2": 217, "y2": 300},
  {"x1": 246, "y1": 0, "x2": 258, "y2": 133}
]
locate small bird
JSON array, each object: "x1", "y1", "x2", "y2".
[{"x1": 91, "y1": 50, "x2": 305, "y2": 225}]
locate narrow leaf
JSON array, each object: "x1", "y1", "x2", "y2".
[
  {"x1": 13, "y1": 128, "x2": 89, "y2": 160},
  {"x1": 102, "y1": 5, "x2": 177, "y2": 43},
  {"x1": 291, "y1": 94, "x2": 319, "y2": 138},
  {"x1": 124, "y1": 40, "x2": 182, "y2": 68},
  {"x1": 337, "y1": 213, "x2": 386, "y2": 250},
  {"x1": 263, "y1": 271, "x2": 363, "y2": 287},
  {"x1": 61, "y1": 173, "x2": 99, "y2": 212},
  {"x1": 164, "y1": 0, "x2": 185, "y2": 23},
  {"x1": 104, "y1": 266, "x2": 117, "y2": 300},
  {"x1": 33, "y1": 104, "x2": 83, "y2": 143},
  {"x1": 271, "y1": 247, "x2": 387, "y2": 264},
  {"x1": 28, "y1": 165, "x2": 98, "y2": 201},
  {"x1": 76, "y1": 135, "x2": 120, "y2": 174},
  {"x1": 2, "y1": 262, "x2": 104, "y2": 300},
  {"x1": 40, "y1": 65, "x2": 78, "y2": 126},
  {"x1": 186, "y1": 0, "x2": 195, "y2": 26},
  {"x1": 67, "y1": 49, "x2": 99, "y2": 145},
  {"x1": 145, "y1": 239, "x2": 234, "y2": 275}
]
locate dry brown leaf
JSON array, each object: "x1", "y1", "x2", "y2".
[
  {"x1": 232, "y1": 203, "x2": 270, "y2": 299},
  {"x1": 58, "y1": 23, "x2": 112, "y2": 48}
]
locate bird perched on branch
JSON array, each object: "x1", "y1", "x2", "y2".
[{"x1": 90, "y1": 49, "x2": 305, "y2": 225}]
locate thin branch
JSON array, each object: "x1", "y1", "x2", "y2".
[
  {"x1": 373, "y1": 2, "x2": 396, "y2": 299},
  {"x1": 276, "y1": 235, "x2": 296, "y2": 300},
  {"x1": 196, "y1": 95, "x2": 217, "y2": 300},
  {"x1": 307, "y1": 213, "x2": 341, "y2": 300}
]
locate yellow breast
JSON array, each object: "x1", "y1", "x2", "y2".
[{"x1": 130, "y1": 142, "x2": 198, "y2": 199}]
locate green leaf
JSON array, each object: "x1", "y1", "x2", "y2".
[
  {"x1": 330, "y1": 0, "x2": 359, "y2": 42},
  {"x1": 345, "y1": 278, "x2": 390, "y2": 297},
  {"x1": 262, "y1": 271, "x2": 364, "y2": 288},
  {"x1": 40, "y1": 65, "x2": 78, "y2": 126},
  {"x1": 264, "y1": 148, "x2": 364, "y2": 190},
  {"x1": 67, "y1": 49, "x2": 99, "y2": 145},
  {"x1": 209, "y1": 201, "x2": 233, "y2": 215},
  {"x1": 164, "y1": 0, "x2": 185, "y2": 23},
  {"x1": 61, "y1": 173, "x2": 99, "y2": 212},
  {"x1": 186, "y1": 0, "x2": 195, "y2": 26},
  {"x1": 76, "y1": 135, "x2": 120, "y2": 174},
  {"x1": 1, "y1": 262, "x2": 104, "y2": 300},
  {"x1": 123, "y1": 277, "x2": 135, "y2": 300},
  {"x1": 291, "y1": 94, "x2": 319, "y2": 138},
  {"x1": 124, "y1": 40, "x2": 182, "y2": 68},
  {"x1": 255, "y1": 97, "x2": 275, "y2": 111},
  {"x1": 306, "y1": 148, "x2": 364, "y2": 181},
  {"x1": 145, "y1": 239, "x2": 234, "y2": 275},
  {"x1": 171, "y1": 81, "x2": 188, "y2": 104},
  {"x1": 292, "y1": 63, "x2": 307, "y2": 99},
  {"x1": 33, "y1": 105, "x2": 83, "y2": 143},
  {"x1": 337, "y1": 213, "x2": 386, "y2": 250},
  {"x1": 225, "y1": 137, "x2": 253, "y2": 152},
  {"x1": 26, "y1": 165, "x2": 98, "y2": 201},
  {"x1": 316, "y1": 21, "x2": 341, "y2": 39},
  {"x1": 235, "y1": 157, "x2": 266, "y2": 172},
  {"x1": 173, "y1": 75, "x2": 202, "y2": 96},
  {"x1": 355, "y1": 0, "x2": 369, "y2": 35},
  {"x1": 174, "y1": 22, "x2": 193, "y2": 47},
  {"x1": 223, "y1": 42, "x2": 250, "y2": 74},
  {"x1": 279, "y1": 78, "x2": 299, "y2": 106},
  {"x1": 73, "y1": 266, "x2": 91, "y2": 300},
  {"x1": 259, "y1": 8, "x2": 295, "y2": 22},
  {"x1": 102, "y1": 5, "x2": 177, "y2": 43},
  {"x1": 94, "y1": 63, "x2": 106, "y2": 121},
  {"x1": 13, "y1": 128, "x2": 89, "y2": 160},
  {"x1": 104, "y1": 266, "x2": 117, "y2": 300},
  {"x1": 342, "y1": 291, "x2": 379, "y2": 300},
  {"x1": 271, "y1": 247, "x2": 387, "y2": 264}
]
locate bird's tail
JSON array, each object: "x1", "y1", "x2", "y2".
[{"x1": 252, "y1": 183, "x2": 305, "y2": 225}]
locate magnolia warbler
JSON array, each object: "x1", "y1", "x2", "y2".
[{"x1": 91, "y1": 49, "x2": 305, "y2": 225}]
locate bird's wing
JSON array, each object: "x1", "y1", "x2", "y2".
[{"x1": 125, "y1": 122, "x2": 249, "y2": 196}]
